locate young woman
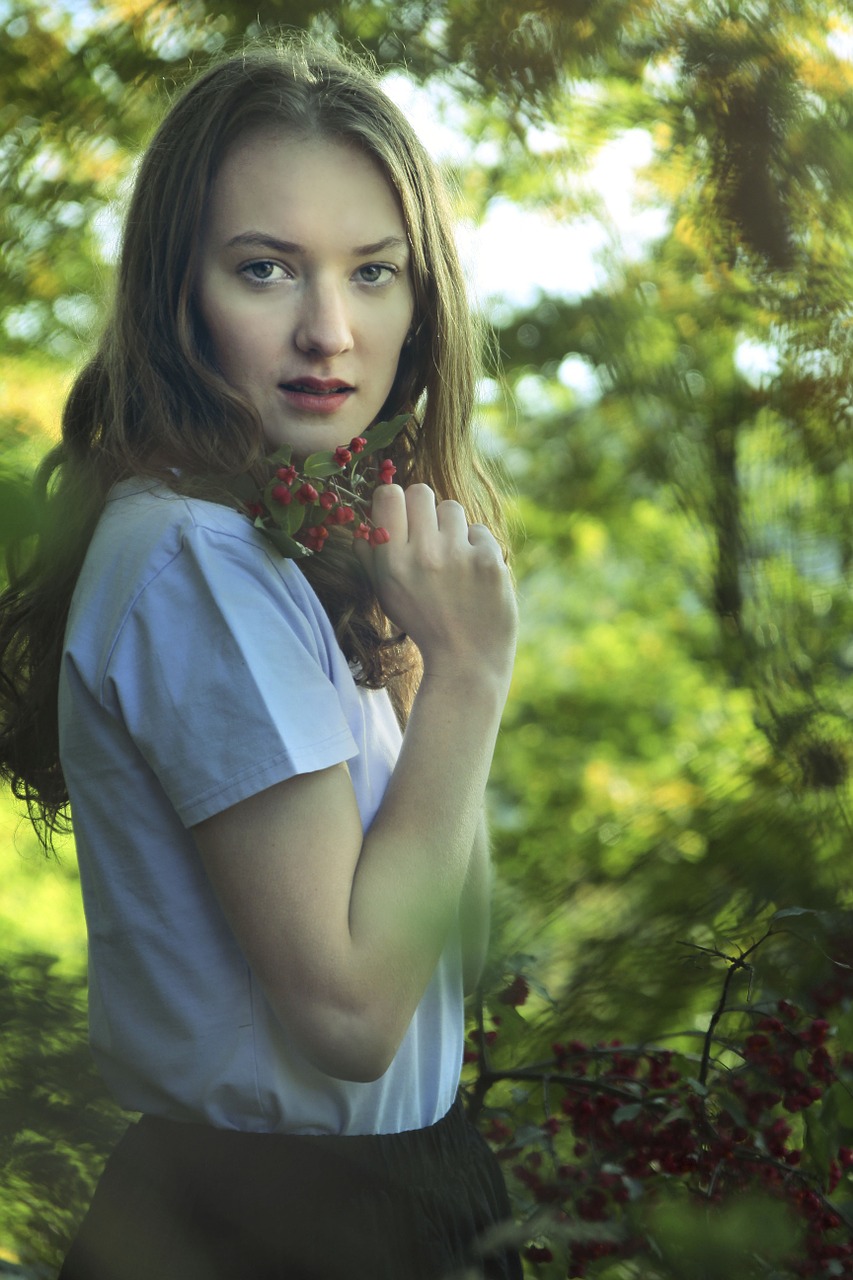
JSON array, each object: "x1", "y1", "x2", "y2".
[{"x1": 0, "y1": 40, "x2": 520, "y2": 1279}]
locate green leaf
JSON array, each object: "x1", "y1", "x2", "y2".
[
  {"x1": 282, "y1": 503, "x2": 308, "y2": 537},
  {"x1": 833, "y1": 1008, "x2": 853, "y2": 1052},
  {"x1": 266, "y1": 445, "x2": 293, "y2": 466},
  {"x1": 823, "y1": 1081, "x2": 853, "y2": 1128},
  {"x1": 362, "y1": 413, "x2": 412, "y2": 454},
  {"x1": 661, "y1": 1105, "x2": 691, "y2": 1126},
  {"x1": 263, "y1": 526, "x2": 312, "y2": 559},
  {"x1": 492, "y1": 1004, "x2": 528, "y2": 1035},
  {"x1": 261, "y1": 484, "x2": 286, "y2": 520},
  {"x1": 513, "y1": 1123, "x2": 550, "y2": 1146},
  {"x1": 716, "y1": 1094, "x2": 748, "y2": 1129},
  {"x1": 773, "y1": 907, "x2": 853, "y2": 942},
  {"x1": 261, "y1": 486, "x2": 307, "y2": 537},
  {"x1": 612, "y1": 1103, "x2": 643, "y2": 1125},
  {"x1": 303, "y1": 452, "x2": 344, "y2": 479},
  {"x1": 804, "y1": 1102, "x2": 832, "y2": 1183}
]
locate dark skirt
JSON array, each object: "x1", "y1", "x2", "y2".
[{"x1": 58, "y1": 1097, "x2": 522, "y2": 1280}]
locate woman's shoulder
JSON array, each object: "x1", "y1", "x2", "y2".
[
  {"x1": 69, "y1": 478, "x2": 319, "y2": 651},
  {"x1": 91, "y1": 477, "x2": 292, "y2": 583},
  {"x1": 102, "y1": 476, "x2": 256, "y2": 547}
]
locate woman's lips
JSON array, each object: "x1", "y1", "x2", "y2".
[{"x1": 278, "y1": 380, "x2": 354, "y2": 414}]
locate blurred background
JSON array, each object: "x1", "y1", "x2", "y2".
[{"x1": 2, "y1": 0, "x2": 853, "y2": 1273}]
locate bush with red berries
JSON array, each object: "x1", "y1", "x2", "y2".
[{"x1": 464, "y1": 912, "x2": 853, "y2": 1278}]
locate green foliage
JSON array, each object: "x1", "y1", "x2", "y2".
[
  {"x1": 645, "y1": 1193, "x2": 802, "y2": 1279},
  {"x1": 0, "y1": 953, "x2": 126, "y2": 1270}
]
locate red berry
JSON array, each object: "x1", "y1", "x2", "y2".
[
  {"x1": 804, "y1": 1018, "x2": 831, "y2": 1047},
  {"x1": 334, "y1": 505, "x2": 355, "y2": 524},
  {"x1": 524, "y1": 1245, "x2": 554, "y2": 1265},
  {"x1": 271, "y1": 484, "x2": 292, "y2": 505},
  {"x1": 370, "y1": 526, "x2": 391, "y2": 546},
  {"x1": 276, "y1": 465, "x2": 297, "y2": 484},
  {"x1": 296, "y1": 483, "x2": 319, "y2": 505},
  {"x1": 354, "y1": 522, "x2": 371, "y2": 541},
  {"x1": 744, "y1": 1034, "x2": 771, "y2": 1059},
  {"x1": 349, "y1": 436, "x2": 367, "y2": 453},
  {"x1": 334, "y1": 446, "x2": 352, "y2": 466},
  {"x1": 378, "y1": 459, "x2": 396, "y2": 484},
  {"x1": 318, "y1": 490, "x2": 337, "y2": 510},
  {"x1": 304, "y1": 525, "x2": 329, "y2": 551},
  {"x1": 246, "y1": 502, "x2": 264, "y2": 518},
  {"x1": 498, "y1": 976, "x2": 530, "y2": 1007}
]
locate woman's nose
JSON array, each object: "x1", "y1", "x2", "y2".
[{"x1": 294, "y1": 281, "x2": 354, "y2": 357}]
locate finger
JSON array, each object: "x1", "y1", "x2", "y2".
[
  {"x1": 436, "y1": 499, "x2": 469, "y2": 538},
  {"x1": 467, "y1": 523, "x2": 504, "y2": 559},
  {"x1": 466, "y1": 522, "x2": 499, "y2": 548},
  {"x1": 403, "y1": 484, "x2": 438, "y2": 544},
  {"x1": 369, "y1": 483, "x2": 408, "y2": 542}
]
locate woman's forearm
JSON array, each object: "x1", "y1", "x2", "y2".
[{"x1": 347, "y1": 669, "x2": 505, "y2": 1023}]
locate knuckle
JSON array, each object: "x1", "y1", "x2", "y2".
[
  {"x1": 472, "y1": 529, "x2": 502, "y2": 558},
  {"x1": 413, "y1": 547, "x2": 442, "y2": 574},
  {"x1": 475, "y1": 554, "x2": 503, "y2": 578}
]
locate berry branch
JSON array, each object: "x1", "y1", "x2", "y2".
[
  {"x1": 685, "y1": 930, "x2": 773, "y2": 1088},
  {"x1": 464, "y1": 914, "x2": 853, "y2": 1276},
  {"x1": 228, "y1": 413, "x2": 411, "y2": 558}
]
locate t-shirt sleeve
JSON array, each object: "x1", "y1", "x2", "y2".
[{"x1": 101, "y1": 523, "x2": 359, "y2": 827}]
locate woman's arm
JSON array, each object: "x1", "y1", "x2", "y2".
[
  {"x1": 460, "y1": 813, "x2": 492, "y2": 996},
  {"x1": 192, "y1": 484, "x2": 516, "y2": 1082}
]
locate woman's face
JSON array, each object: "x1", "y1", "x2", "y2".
[{"x1": 197, "y1": 130, "x2": 415, "y2": 459}]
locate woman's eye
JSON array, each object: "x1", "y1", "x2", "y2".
[
  {"x1": 356, "y1": 263, "x2": 396, "y2": 286},
  {"x1": 240, "y1": 261, "x2": 285, "y2": 285}
]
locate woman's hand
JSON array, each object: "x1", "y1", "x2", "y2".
[{"x1": 357, "y1": 483, "x2": 517, "y2": 688}]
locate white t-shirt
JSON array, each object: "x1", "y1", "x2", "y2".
[{"x1": 59, "y1": 479, "x2": 464, "y2": 1135}]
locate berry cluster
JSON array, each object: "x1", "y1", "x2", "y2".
[
  {"x1": 466, "y1": 950, "x2": 853, "y2": 1277},
  {"x1": 236, "y1": 413, "x2": 409, "y2": 558}
]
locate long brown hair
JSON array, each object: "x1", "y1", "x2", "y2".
[{"x1": 0, "y1": 38, "x2": 505, "y2": 844}]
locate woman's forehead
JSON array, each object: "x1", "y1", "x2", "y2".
[{"x1": 205, "y1": 130, "x2": 408, "y2": 245}]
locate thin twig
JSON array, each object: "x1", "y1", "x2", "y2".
[{"x1": 694, "y1": 930, "x2": 773, "y2": 1087}]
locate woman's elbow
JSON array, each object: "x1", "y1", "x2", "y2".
[{"x1": 283, "y1": 1000, "x2": 405, "y2": 1084}]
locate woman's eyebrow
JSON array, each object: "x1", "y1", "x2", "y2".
[
  {"x1": 224, "y1": 231, "x2": 409, "y2": 256},
  {"x1": 352, "y1": 235, "x2": 409, "y2": 256}
]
